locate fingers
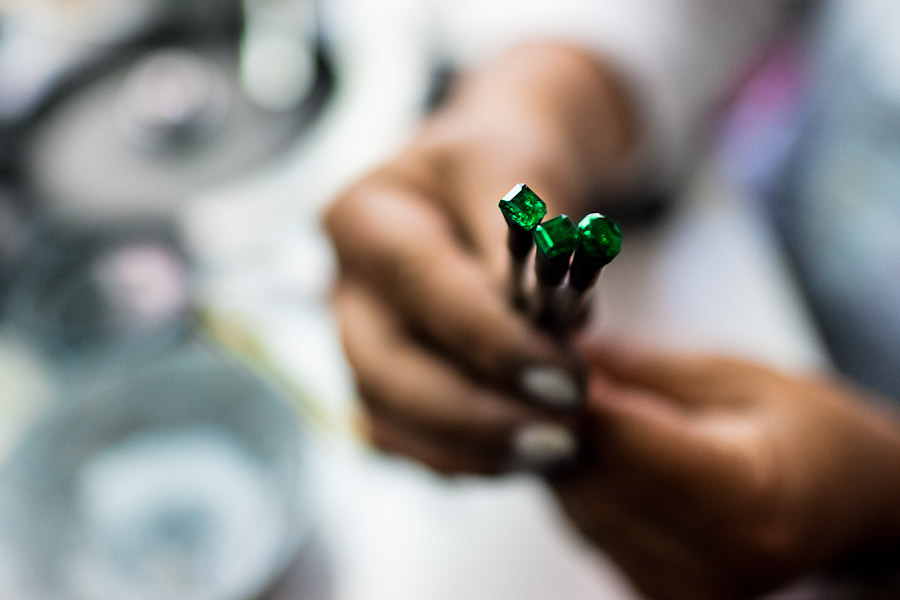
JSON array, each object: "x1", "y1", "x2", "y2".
[
  {"x1": 581, "y1": 373, "x2": 770, "y2": 522},
  {"x1": 335, "y1": 280, "x2": 579, "y2": 471},
  {"x1": 368, "y1": 410, "x2": 506, "y2": 475},
  {"x1": 367, "y1": 405, "x2": 581, "y2": 475},
  {"x1": 336, "y1": 279, "x2": 533, "y2": 444},
  {"x1": 554, "y1": 477, "x2": 725, "y2": 600},
  {"x1": 576, "y1": 339, "x2": 777, "y2": 409},
  {"x1": 551, "y1": 372, "x2": 783, "y2": 597},
  {"x1": 444, "y1": 184, "x2": 508, "y2": 282},
  {"x1": 577, "y1": 341, "x2": 785, "y2": 517},
  {"x1": 327, "y1": 179, "x2": 581, "y2": 408},
  {"x1": 400, "y1": 145, "x2": 510, "y2": 280}
]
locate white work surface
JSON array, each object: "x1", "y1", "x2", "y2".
[{"x1": 179, "y1": 0, "x2": 829, "y2": 598}]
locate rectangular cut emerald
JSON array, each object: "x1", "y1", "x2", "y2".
[
  {"x1": 534, "y1": 215, "x2": 578, "y2": 259},
  {"x1": 498, "y1": 183, "x2": 547, "y2": 229}
]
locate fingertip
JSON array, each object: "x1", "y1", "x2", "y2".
[{"x1": 510, "y1": 422, "x2": 579, "y2": 471}]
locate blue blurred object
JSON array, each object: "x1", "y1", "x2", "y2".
[
  {"x1": 718, "y1": 1, "x2": 900, "y2": 399},
  {"x1": 779, "y1": 0, "x2": 900, "y2": 399},
  {"x1": 0, "y1": 345, "x2": 310, "y2": 600},
  {"x1": 3, "y1": 221, "x2": 192, "y2": 367}
]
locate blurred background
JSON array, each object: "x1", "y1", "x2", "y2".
[
  {"x1": 1, "y1": 0, "x2": 599, "y2": 598},
  {"x1": 0, "y1": 0, "x2": 895, "y2": 599},
  {"x1": 0, "y1": 0, "x2": 432, "y2": 597}
]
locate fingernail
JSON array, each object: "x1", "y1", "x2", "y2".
[
  {"x1": 520, "y1": 366, "x2": 580, "y2": 409},
  {"x1": 513, "y1": 423, "x2": 578, "y2": 469}
]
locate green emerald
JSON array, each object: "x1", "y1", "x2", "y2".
[
  {"x1": 534, "y1": 215, "x2": 578, "y2": 259},
  {"x1": 498, "y1": 183, "x2": 547, "y2": 229},
  {"x1": 577, "y1": 213, "x2": 622, "y2": 263}
]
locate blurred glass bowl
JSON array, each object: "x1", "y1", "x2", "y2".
[
  {"x1": 0, "y1": 350, "x2": 308, "y2": 600},
  {"x1": 4, "y1": 222, "x2": 192, "y2": 366}
]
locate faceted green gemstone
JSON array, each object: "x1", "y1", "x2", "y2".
[
  {"x1": 498, "y1": 183, "x2": 547, "y2": 230},
  {"x1": 577, "y1": 213, "x2": 622, "y2": 263},
  {"x1": 534, "y1": 215, "x2": 578, "y2": 259}
]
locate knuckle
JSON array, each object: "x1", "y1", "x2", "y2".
[
  {"x1": 323, "y1": 183, "x2": 367, "y2": 239},
  {"x1": 384, "y1": 244, "x2": 433, "y2": 292}
]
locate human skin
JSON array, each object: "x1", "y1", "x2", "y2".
[
  {"x1": 555, "y1": 340, "x2": 900, "y2": 599},
  {"x1": 324, "y1": 41, "x2": 900, "y2": 597},
  {"x1": 326, "y1": 42, "x2": 638, "y2": 471}
]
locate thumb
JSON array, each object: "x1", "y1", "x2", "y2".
[{"x1": 583, "y1": 373, "x2": 766, "y2": 516}]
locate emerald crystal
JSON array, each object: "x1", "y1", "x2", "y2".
[
  {"x1": 577, "y1": 213, "x2": 622, "y2": 264},
  {"x1": 498, "y1": 183, "x2": 547, "y2": 230},
  {"x1": 534, "y1": 215, "x2": 578, "y2": 259}
]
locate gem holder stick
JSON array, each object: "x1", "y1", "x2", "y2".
[
  {"x1": 498, "y1": 183, "x2": 547, "y2": 307},
  {"x1": 532, "y1": 214, "x2": 578, "y2": 326},
  {"x1": 558, "y1": 213, "x2": 621, "y2": 327}
]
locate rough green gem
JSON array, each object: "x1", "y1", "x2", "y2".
[
  {"x1": 498, "y1": 183, "x2": 547, "y2": 229},
  {"x1": 577, "y1": 213, "x2": 622, "y2": 263},
  {"x1": 534, "y1": 215, "x2": 578, "y2": 259}
]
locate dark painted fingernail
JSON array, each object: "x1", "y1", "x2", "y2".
[
  {"x1": 512, "y1": 423, "x2": 578, "y2": 470},
  {"x1": 520, "y1": 366, "x2": 580, "y2": 409}
]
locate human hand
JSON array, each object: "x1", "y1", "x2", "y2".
[
  {"x1": 324, "y1": 43, "x2": 637, "y2": 473},
  {"x1": 553, "y1": 342, "x2": 900, "y2": 600},
  {"x1": 325, "y1": 163, "x2": 582, "y2": 473}
]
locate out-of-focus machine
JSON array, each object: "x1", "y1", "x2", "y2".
[
  {"x1": 0, "y1": 0, "x2": 334, "y2": 368},
  {"x1": 0, "y1": 0, "x2": 331, "y2": 220},
  {"x1": 0, "y1": 2, "x2": 334, "y2": 599}
]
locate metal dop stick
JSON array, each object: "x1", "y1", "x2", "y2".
[
  {"x1": 498, "y1": 183, "x2": 547, "y2": 308},
  {"x1": 532, "y1": 214, "x2": 578, "y2": 327},
  {"x1": 558, "y1": 213, "x2": 622, "y2": 327}
]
